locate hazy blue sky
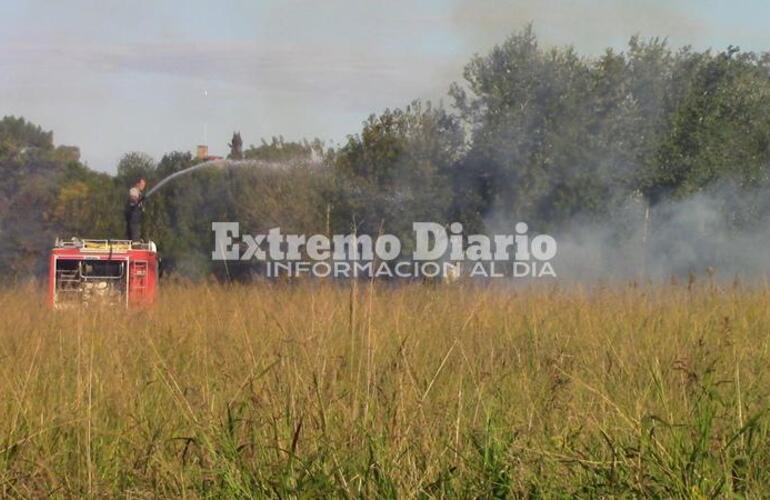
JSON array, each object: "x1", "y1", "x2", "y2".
[{"x1": 2, "y1": 0, "x2": 769, "y2": 172}]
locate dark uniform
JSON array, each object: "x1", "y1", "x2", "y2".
[{"x1": 125, "y1": 186, "x2": 144, "y2": 241}]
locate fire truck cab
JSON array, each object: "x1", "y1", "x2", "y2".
[{"x1": 49, "y1": 238, "x2": 159, "y2": 308}]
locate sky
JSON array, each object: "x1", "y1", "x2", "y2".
[{"x1": 2, "y1": 0, "x2": 769, "y2": 172}]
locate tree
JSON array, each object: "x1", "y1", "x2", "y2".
[
  {"x1": 243, "y1": 136, "x2": 320, "y2": 163},
  {"x1": 450, "y1": 25, "x2": 602, "y2": 228},
  {"x1": 116, "y1": 152, "x2": 156, "y2": 186},
  {"x1": 0, "y1": 115, "x2": 53, "y2": 157},
  {"x1": 648, "y1": 48, "x2": 770, "y2": 199},
  {"x1": 333, "y1": 100, "x2": 463, "y2": 243},
  {"x1": 228, "y1": 132, "x2": 243, "y2": 160}
]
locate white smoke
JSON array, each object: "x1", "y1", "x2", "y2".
[{"x1": 549, "y1": 182, "x2": 770, "y2": 283}]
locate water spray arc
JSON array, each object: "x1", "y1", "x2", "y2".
[{"x1": 143, "y1": 159, "x2": 285, "y2": 199}]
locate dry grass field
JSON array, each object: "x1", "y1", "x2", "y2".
[{"x1": 2, "y1": 281, "x2": 770, "y2": 497}]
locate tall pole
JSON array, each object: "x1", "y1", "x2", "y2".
[
  {"x1": 202, "y1": 89, "x2": 208, "y2": 146},
  {"x1": 632, "y1": 189, "x2": 651, "y2": 281}
]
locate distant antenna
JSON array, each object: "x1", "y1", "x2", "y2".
[{"x1": 202, "y1": 88, "x2": 209, "y2": 145}]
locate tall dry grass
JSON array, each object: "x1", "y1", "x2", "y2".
[{"x1": 1, "y1": 281, "x2": 770, "y2": 497}]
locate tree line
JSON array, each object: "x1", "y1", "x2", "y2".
[{"x1": 3, "y1": 26, "x2": 770, "y2": 280}]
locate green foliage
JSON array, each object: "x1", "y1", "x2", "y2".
[
  {"x1": 0, "y1": 115, "x2": 53, "y2": 158},
  {"x1": 228, "y1": 131, "x2": 243, "y2": 160},
  {"x1": 243, "y1": 136, "x2": 322, "y2": 163},
  {"x1": 6, "y1": 27, "x2": 770, "y2": 280},
  {"x1": 451, "y1": 26, "x2": 770, "y2": 229},
  {"x1": 116, "y1": 151, "x2": 157, "y2": 185},
  {"x1": 651, "y1": 48, "x2": 770, "y2": 198},
  {"x1": 332, "y1": 100, "x2": 463, "y2": 246}
]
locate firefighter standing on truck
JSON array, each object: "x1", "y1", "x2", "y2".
[{"x1": 125, "y1": 177, "x2": 146, "y2": 241}]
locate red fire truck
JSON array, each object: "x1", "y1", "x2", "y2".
[{"x1": 48, "y1": 238, "x2": 159, "y2": 308}]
